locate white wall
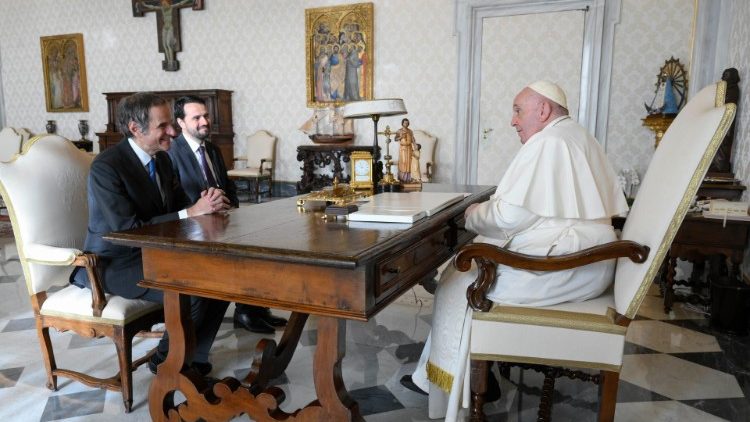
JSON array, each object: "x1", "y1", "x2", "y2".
[
  {"x1": 0, "y1": 0, "x2": 744, "y2": 189},
  {"x1": 0, "y1": 0, "x2": 457, "y2": 183}
]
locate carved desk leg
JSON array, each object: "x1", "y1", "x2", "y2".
[
  {"x1": 148, "y1": 291, "x2": 205, "y2": 421},
  {"x1": 244, "y1": 312, "x2": 310, "y2": 388},
  {"x1": 311, "y1": 316, "x2": 363, "y2": 421}
]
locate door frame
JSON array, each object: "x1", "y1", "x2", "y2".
[{"x1": 453, "y1": 0, "x2": 621, "y2": 184}]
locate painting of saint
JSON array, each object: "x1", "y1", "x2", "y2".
[
  {"x1": 41, "y1": 33, "x2": 89, "y2": 112},
  {"x1": 306, "y1": 3, "x2": 373, "y2": 107}
]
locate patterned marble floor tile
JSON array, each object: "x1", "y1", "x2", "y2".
[
  {"x1": 622, "y1": 341, "x2": 659, "y2": 355},
  {"x1": 680, "y1": 397, "x2": 750, "y2": 421},
  {"x1": 1, "y1": 316, "x2": 35, "y2": 332},
  {"x1": 0, "y1": 366, "x2": 23, "y2": 388},
  {"x1": 615, "y1": 379, "x2": 670, "y2": 403},
  {"x1": 40, "y1": 389, "x2": 106, "y2": 422},
  {"x1": 636, "y1": 294, "x2": 706, "y2": 321},
  {"x1": 614, "y1": 400, "x2": 729, "y2": 422},
  {"x1": 625, "y1": 319, "x2": 722, "y2": 353},
  {"x1": 349, "y1": 385, "x2": 405, "y2": 416},
  {"x1": 621, "y1": 354, "x2": 744, "y2": 400}
]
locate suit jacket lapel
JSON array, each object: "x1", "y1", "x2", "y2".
[
  {"x1": 118, "y1": 141, "x2": 163, "y2": 210},
  {"x1": 178, "y1": 135, "x2": 211, "y2": 190}
]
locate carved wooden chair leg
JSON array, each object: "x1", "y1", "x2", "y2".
[
  {"x1": 113, "y1": 329, "x2": 134, "y2": 413},
  {"x1": 36, "y1": 321, "x2": 58, "y2": 391},
  {"x1": 470, "y1": 359, "x2": 489, "y2": 422},
  {"x1": 537, "y1": 368, "x2": 556, "y2": 422},
  {"x1": 598, "y1": 370, "x2": 619, "y2": 422},
  {"x1": 664, "y1": 254, "x2": 677, "y2": 313}
]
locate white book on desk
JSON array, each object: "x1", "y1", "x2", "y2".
[{"x1": 348, "y1": 192, "x2": 468, "y2": 223}]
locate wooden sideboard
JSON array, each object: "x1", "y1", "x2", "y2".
[{"x1": 95, "y1": 89, "x2": 234, "y2": 166}]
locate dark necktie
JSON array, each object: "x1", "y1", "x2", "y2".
[
  {"x1": 198, "y1": 145, "x2": 218, "y2": 188},
  {"x1": 148, "y1": 159, "x2": 157, "y2": 183}
]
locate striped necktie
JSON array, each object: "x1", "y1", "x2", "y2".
[{"x1": 198, "y1": 145, "x2": 218, "y2": 188}]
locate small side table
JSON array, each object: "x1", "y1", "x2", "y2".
[{"x1": 662, "y1": 213, "x2": 750, "y2": 313}]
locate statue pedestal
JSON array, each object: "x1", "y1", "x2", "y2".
[{"x1": 642, "y1": 114, "x2": 675, "y2": 148}]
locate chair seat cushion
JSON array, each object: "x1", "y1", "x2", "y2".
[
  {"x1": 40, "y1": 285, "x2": 162, "y2": 325},
  {"x1": 471, "y1": 291, "x2": 626, "y2": 371},
  {"x1": 227, "y1": 167, "x2": 268, "y2": 178}
]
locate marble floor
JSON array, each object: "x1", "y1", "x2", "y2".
[{"x1": 0, "y1": 228, "x2": 749, "y2": 421}]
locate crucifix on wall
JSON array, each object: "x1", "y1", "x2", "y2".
[{"x1": 132, "y1": 0, "x2": 204, "y2": 71}]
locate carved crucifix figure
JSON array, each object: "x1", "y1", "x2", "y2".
[{"x1": 132, "y1": 0, "x2": 204, "y2": 71}]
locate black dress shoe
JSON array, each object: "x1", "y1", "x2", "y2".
[
  {"x1": 148, "y1": 353, "x2": 212, "y2": 376},
  {"x1": 253, "y1": 307, "x2": 288, "y2": 327},
  {"x1": 400, "y1": 375, "x2": 428, "y2": 395},
  {"x1": 233, "y1": 311, "x2": 276, "y2": 334}
]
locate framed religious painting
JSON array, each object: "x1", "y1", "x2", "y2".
[
  {"x1": 305, "y1": 2, "x2": 373, "y2": 108},
  {"x1": 40, "y1": 33, "x2": 89, "y2": 112}
]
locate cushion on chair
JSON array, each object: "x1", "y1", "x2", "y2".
[
  {"x1": 613, "y1": 81, "x2": 736, "y2": 318},
  {"x1": 227, "y1": 167, "x2": 267, "y2": 178},
  {"x1": 471, "y1": 317, "x2": 626, "y2": 371},
  {"x1": 40, "y1": 285, "x2": 162, "y2": 325}
]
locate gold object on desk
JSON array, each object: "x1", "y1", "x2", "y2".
[
  {"x1": 349, "y1": 150, "x2": 374, "y2": 193},
  {"x1": 642, "y1": 114, "x2": 675, "y2": 148},
  {"x1": 296, "y1": 177, "x2": 367, "y2": 210},
  {"x1": 377, "y1": 125, "x2": 403, "y2": 192}
]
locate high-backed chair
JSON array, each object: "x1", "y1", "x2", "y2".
[
  {"x1": 227, "y1": 130, "x2": 276, "y2": 203},
  {"x1": 413, "y1": 129, "x2": 437, "y2": 182},
  {"x1": 457, "y1": 80, "x2": 735, "y2": 421},
  {"x1": 0, "y1": 127, "x2": 24, "y2": 162},
  {"x1": 0, "y1": 135, "x2": 163, "y2": 412}
]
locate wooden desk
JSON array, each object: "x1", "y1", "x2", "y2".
[{"x1": 106, "y1": 184, "x2": 494, "y2": 421}]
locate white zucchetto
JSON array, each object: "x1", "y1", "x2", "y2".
[{"x1": 528, "y1": 80, "x2": 568, "y2": 110}]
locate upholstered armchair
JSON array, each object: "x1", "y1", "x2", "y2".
[
  {"x1": 0, "y1": 135, "x2": 163, "y2": 412},
  {"x1": 457, "y1": 80, "x2": 736, "y2": 421},
  {"x1": 227, "y1": 130, "x2": 277, "y2": 203},
  {"x1": 413, "y1": 129, "x2": 437, "y2": 182},
  {"x1": 0, "y1": 127, "x2": 24, "y2": 162}
]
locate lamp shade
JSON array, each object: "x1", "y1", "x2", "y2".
[{"x1": 342, "y1": 99, "x2": 407, "y2": 119}]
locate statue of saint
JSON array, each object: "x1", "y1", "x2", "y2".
[{"x1": 395, "y1": 118, "x2": 415, "y2": 183}]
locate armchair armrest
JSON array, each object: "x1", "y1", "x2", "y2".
[
  {"x1": 259, "y1": 158, "x2": 274, "y2": 176},
  {"x1": 426, "y1": 162, "x2": 433, "y2": 182},
  {"x1": 456, "y1": 240, "x2": 650, "y2": 312},
  {"x1": 25, "y1": 243, "x2": 107, "y2": 317},
  {"x1": 24, "y1": 243, "x2": 81, "y2": 265}
]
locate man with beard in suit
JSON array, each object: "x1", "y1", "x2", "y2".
[
  {"x1": 71, "y1": 92, "x2": 230, "y2": 376},
  {"x1": 169, "y1": 95, "x2": 287, "y2": 334}
]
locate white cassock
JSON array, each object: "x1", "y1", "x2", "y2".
[{"x1": 411, "y1": 116, "x2": 629, "y2": 421}]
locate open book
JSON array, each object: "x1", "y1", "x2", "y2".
[{"x1": 347, "y1": 192, "x2": 468, "y2": 223}]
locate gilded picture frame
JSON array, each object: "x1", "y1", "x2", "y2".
[
  {"x1": 40, "y1": 33, "x2": 89, "y2": 112},
  {"x1": 305, "y1": 2, "x2": 373, "y2": 108}
]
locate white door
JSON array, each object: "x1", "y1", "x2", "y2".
[
  {"x1": 477, "y1": 11, "x2": 585, "y2": 185},
  {"x1": 454, "y1": 0, "x2": 619, "y2": 185}
]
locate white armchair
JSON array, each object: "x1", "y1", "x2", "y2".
[
  {"x1": 413, "y1": 129, "x2": 437, "y2": 182},
  {"x1": 459, "y1": 80, "x2": 736, "y2": 421},
  {"x1": 227, "y1": 130, "x2": 277, "y2": 203},
  {"x1": 0, "y1": 135, "x2": 163, "y2": 413},
  {"x1": 0, "y1": 127, "x2": 24, "y2": 162}
]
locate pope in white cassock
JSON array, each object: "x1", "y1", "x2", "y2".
[{"x1": 405, "y1": 81, "x2": 629, "y2": 421}]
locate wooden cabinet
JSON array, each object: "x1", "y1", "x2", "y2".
[{"x1": 95, "y1": 89, "x2": 234, "y2": 166}]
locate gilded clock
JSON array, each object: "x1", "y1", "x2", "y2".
[{"x1": 350, "y1": 150, "x2": 374, "y2": 192}]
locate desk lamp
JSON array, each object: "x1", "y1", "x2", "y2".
[{"x1": 342, "y1": 99, "x2": 407, "y2": 190}]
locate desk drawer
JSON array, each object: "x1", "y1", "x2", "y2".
[{"x1": 375, "y1": 227, "x2": 451, "y2": 298}]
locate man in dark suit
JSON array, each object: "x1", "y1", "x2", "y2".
[
  {"x1": 169, "y1": 95, "x2": 287, "y2": 334},
  {"x1": 71, "y1": 92, "x2": 230, "y2": 376}
]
